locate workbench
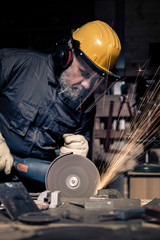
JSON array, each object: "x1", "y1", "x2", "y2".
[{"x1": 0, "y1": 197, "x2": 160, "y2": 240}]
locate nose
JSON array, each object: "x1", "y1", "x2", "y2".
[{"x1": 81, "y1": 79, "x2": 91, "y2": 89}]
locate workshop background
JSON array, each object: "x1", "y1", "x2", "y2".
[{"x1": 0, "y1": 0, "x2": 160, "y2": 199}]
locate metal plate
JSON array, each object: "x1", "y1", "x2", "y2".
[
  {"x1": 0, "y1": 181, "x2": 39, "y2": 220},
  {"x1": 45, "y1": 154, "x2": 100, "y2": 197}
]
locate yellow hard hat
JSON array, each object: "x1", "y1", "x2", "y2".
[{"x1": 72, "y1": 20, "x2": 121, "y2": 78}]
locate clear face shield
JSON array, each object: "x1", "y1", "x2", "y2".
[
  {"x1": 75, "y1": 54, "x2": 106, "y2": 110},
  {"x1": 58, "y1": 52, "x2": 106, "y2": 111}
]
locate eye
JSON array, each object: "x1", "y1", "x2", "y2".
[{"x1": 80, "y1": 69, "x2": 91, "y2": 79}]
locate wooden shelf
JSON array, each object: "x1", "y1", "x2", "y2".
[
  {"x1": 94, "y1": 129, "x2": 130, "y2": 139},
  {"x1": 95, "y1": 95, "x2": 135, "y2": 117}
]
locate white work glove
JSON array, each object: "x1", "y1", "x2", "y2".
[
  {"x1": 60, "y1": 134, "x2": 89, "y2": 157},
  {"x1": 0, "y1": 132, "x2": 13, "y2": 174}
]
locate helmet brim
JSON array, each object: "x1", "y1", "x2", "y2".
[{"x1": 74, "y1": 45, "x2": 121, "y2": 79}]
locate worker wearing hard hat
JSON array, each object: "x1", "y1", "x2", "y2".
[{"x1": 0, "y1": 20, "x2": 121, "y2": 175}]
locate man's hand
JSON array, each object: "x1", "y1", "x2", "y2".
[
  {"x1": 0, "y1": 132, "x2": 13, "y2": 174},
  {"x1": 60, "y1": 134, "x2": 89, "y2": 157}
]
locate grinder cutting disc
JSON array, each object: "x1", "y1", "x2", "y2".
[{"x1": 45, "y1": 153, "x2": 100, "y2": 197}]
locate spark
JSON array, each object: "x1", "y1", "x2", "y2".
[
  {"x1": 95, "y1": 66, "x2": 160, "y2": 192},
  {"x1": 138, "y1": 67, "x2": 143, "y2": 72}
]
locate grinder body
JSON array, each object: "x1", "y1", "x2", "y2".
[{"x1": 13, "y1": 156, "x2": 51, "y2": 183}]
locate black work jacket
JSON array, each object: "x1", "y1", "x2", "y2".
[{"x1": 0, "y1": 48, "x2": 96, "y2": 160}]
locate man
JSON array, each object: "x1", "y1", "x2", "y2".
[{"x1": 0, "y1": 20, "x2": 121, "y2": 175}]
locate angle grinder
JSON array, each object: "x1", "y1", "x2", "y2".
[{"x1": 13, "y1": 153, "x2": 100, "y2": 197}]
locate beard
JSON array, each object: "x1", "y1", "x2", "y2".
[{"x1": 58, "y1": 68, "x2": 86, "y2": 101}]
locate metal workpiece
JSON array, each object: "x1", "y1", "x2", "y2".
[
  {"x1": 84, "y1": 199, "x2": 140, "y2": 210},
  {"x1": 85, "y1": 200, "x2": 114, "y2": 210},
  {"x1": 36, "y1": 190, "x2": 62, "y2": 209},
  {"x1": 49, "y1": 191, "x2": 62, "y2": 208},
  {"x1": 97, "y1": 189, "x2": 122, "y2": 198},
  {"x1": 99, "y1": 208, "x2": 145, "y2": 221},
  {"x1": 37, "y1": 190, "x2": 51, "y2": 203}
]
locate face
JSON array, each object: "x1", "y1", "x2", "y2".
[{"x1": 58, "y1": 53, "x2": 102, "y2": 101}]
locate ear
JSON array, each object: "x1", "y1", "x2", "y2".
[{"x1": 53, "y1": 39, "x2": 73, "y2": 69}]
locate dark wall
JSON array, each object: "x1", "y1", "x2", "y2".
[
  {"x1": 94, "y1": 0, "x2": 160, "y2": 78},
  {"x1": 0, "y1": 0, "x2": 160, "y2": 77},
  {"x1": 0, "y1": 0, "x2": 94, "y2": 51}
]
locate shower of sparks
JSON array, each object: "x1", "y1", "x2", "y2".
[{"x1": 95, "y1": 66, "x2": 160, "y2": 192}]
